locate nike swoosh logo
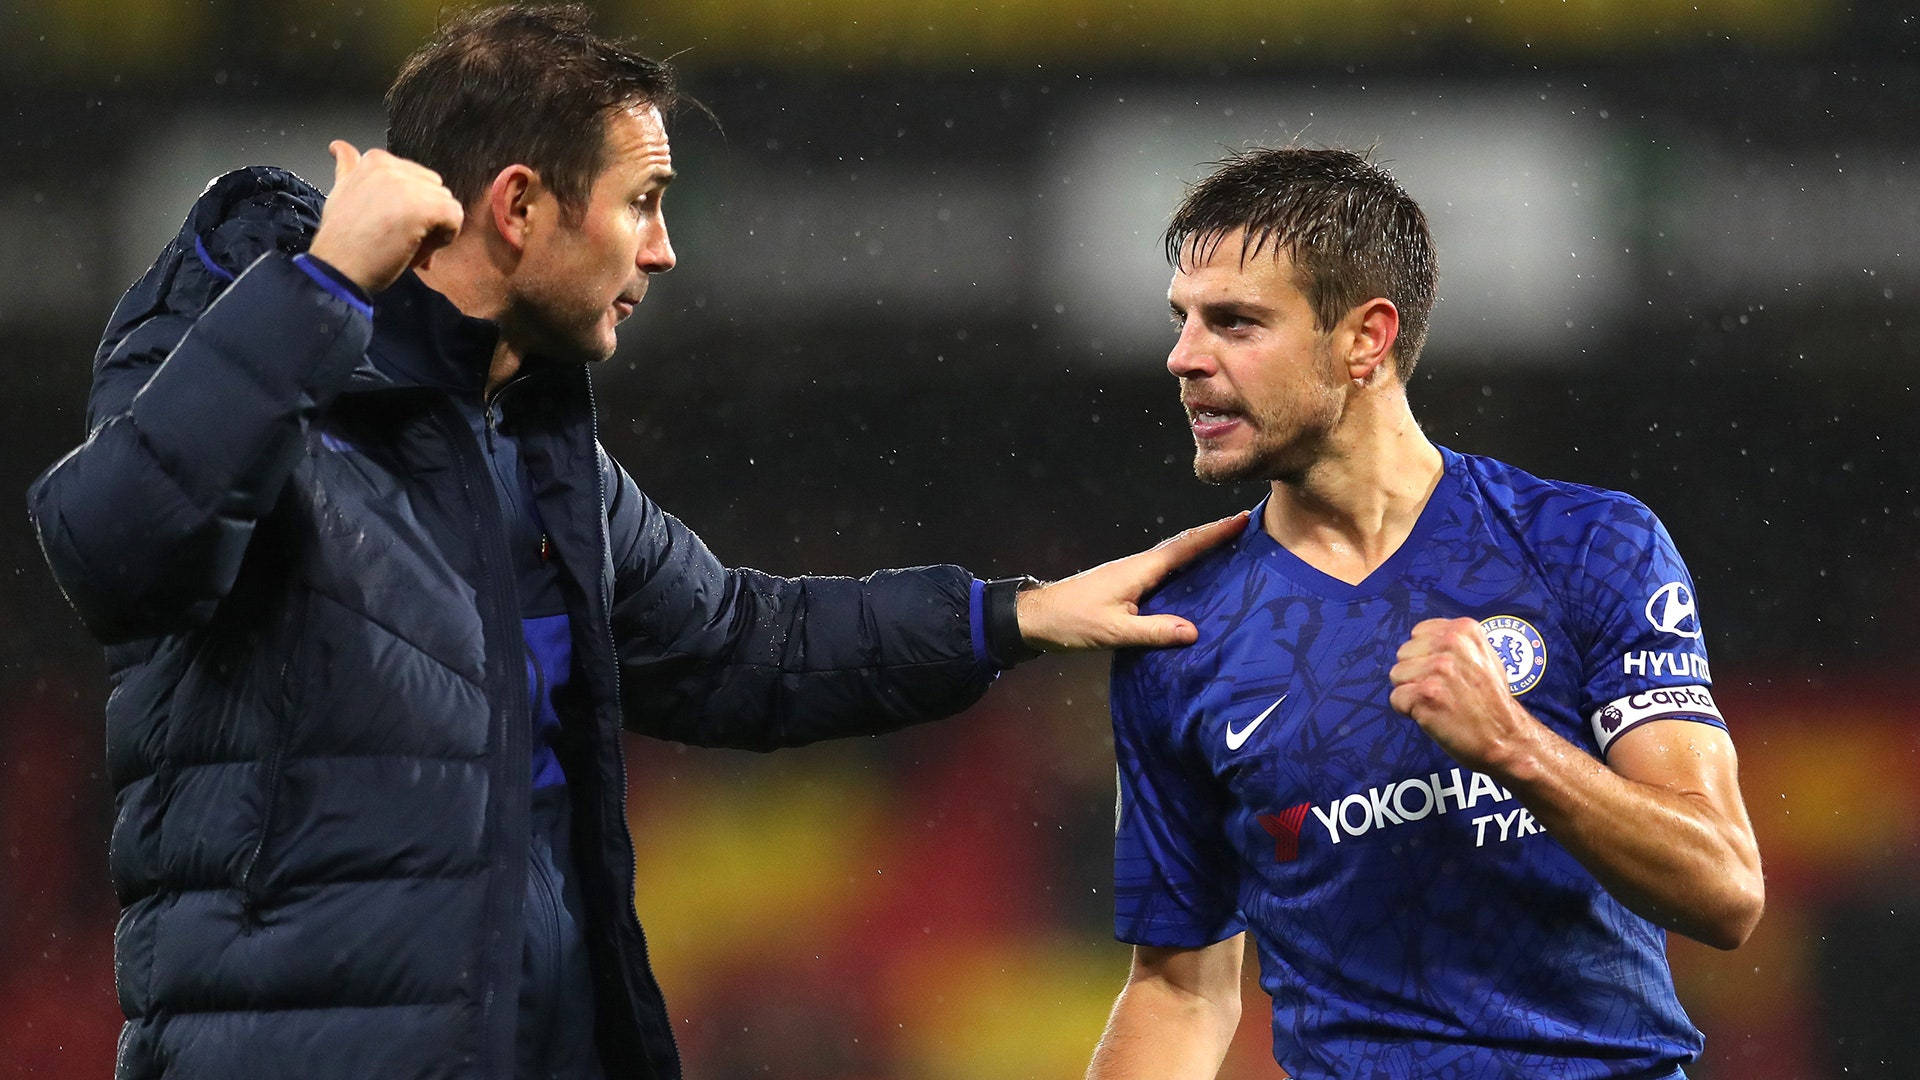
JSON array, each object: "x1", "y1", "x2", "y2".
[{"x1": 1226, "y1": 695, "x2": 1287, "y2": 751}]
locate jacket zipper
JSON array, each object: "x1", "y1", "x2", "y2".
[
  {"x1": 441, "y1": 399, "x2": 534, "y2": 1079},
  {"x1": 237, "y1": 723, "x2": 287, "y2": 924},
  {"x1": 586, "y1": 376, "x2": 676, "y2": 1078}
]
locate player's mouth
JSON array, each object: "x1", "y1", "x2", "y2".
[
  {"x1": 613, "y1": 294, "x2": 639, "y2": 320},
  {"x1": 1185, "y1": 402, "x2": 1246, "y2": 440}
]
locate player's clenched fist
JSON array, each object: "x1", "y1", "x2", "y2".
[
  {"x1": 1388, "y1": 617, "x2": 1536, "y2": 770},
  {"x1": 307, "y1": 140, "x2": 465, "y2": 294}
]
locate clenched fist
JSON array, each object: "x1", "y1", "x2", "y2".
[
  {"x1": 1388, "y1": 617, "x2": 1538, "y2": 771},
  {"x1": 307, "y1": 140, "x2": 465, "y2": 294}
]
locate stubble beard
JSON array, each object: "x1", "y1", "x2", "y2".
[
  {"x1": 503, "y1": 294, "x2": 614, "y2": 365},
  {"x1": 1192, "y1": 347, "x2": 1347, "y2": 486},
  {"x1": 502, "y1": 276, "x2": 620, "y2": 367},
  {"x1": 1192, "y1": 417, "x2": 1334, "y2": 486}
]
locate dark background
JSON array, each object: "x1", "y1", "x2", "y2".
[{"x1": 3, "y1": 1, "x2": 1916, "y2": 1076}]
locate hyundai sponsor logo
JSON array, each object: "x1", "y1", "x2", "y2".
[
  {"x1": 1621, "y1": 651, "x2": 1711, "y2": 680},
  {"x1": 1644, "y1": 581, "x2": 1702, "y2": 639}
]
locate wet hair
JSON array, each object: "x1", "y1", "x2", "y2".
[
  {"x1": 385, "y1": 4, "x2": 678, "y2": 219},
  {"x1": 1164, "y1": 146, "x2": 1437, "y2": 378}
]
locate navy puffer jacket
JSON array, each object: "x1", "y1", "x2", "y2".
[{"x1": 28, "y1": 167, "x2": 995, "y2": 1080}]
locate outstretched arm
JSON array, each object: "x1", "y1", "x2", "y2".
[
  {"x1": 610, "y1": 481, "x2": 1249, "y2": 749},
  {"x1": 1087, "y1": 938, "x2": 1244, "y2": 1080},
  {"x1": 1389, "y1": 617, "x2": 1764, "y2": 949}
]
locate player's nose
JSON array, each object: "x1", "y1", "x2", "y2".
[{"x1": 1167, "y1": 323, "x2": 1214, "y2": 377}]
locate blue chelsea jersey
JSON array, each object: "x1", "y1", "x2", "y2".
[{"x1": 1110, "y1": 447, "x2": 1724, "y2": 1080}]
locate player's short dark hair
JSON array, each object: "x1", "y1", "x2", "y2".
[
  {"x1": 1164, "y1": 147, "x2": 1437, "y2": 378},
  {"x1": 385, "y1": 3, "x2": 678, "y2": 220}
]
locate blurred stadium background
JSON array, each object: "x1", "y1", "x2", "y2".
[{"x1": 3, "y1": 0, "x2": 1918, "y2": 1076}]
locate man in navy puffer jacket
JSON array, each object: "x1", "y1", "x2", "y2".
[{"x1": 26, "y1": 6, "x2": 1241, "y2": 1079}]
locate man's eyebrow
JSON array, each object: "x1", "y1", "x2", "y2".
[
  {"x1": 652, "y1": 169, "x2": 677, "y2": 189},
  {"x1": 1193, "y1": 299, "x2": 1275, "y2": 320}
]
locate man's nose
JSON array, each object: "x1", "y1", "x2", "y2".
[
  {"x1": 640, "y1": 222, "x2": 676, "y2": 275},
  {"x1": 1167, "y1": 323, "x2": 1213, "y2": 378}
]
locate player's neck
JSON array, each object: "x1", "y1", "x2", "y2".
[{"x1": 1262, "y1": 393, "x2": 1443, "y2": 585}]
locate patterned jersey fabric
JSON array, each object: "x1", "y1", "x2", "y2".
[{"x1": 1111, "y1": 446, "x2": 1722, "y2": 1080}]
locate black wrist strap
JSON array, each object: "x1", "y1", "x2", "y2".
[{"x1": 983, "y1": 576, "x2": 1044, "y2": 669}]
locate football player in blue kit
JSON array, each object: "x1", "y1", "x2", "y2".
[{"x1": 1086, "y1": 148, "x2": 1764, "y2": 1080}]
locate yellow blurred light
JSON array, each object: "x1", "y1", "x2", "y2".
[
  {"x1": 627, "y1": 760, "x2": 890, "y2": 988},
  {"x1": 13, "y1": 0, "x2": 1839, "y2": 81},
  {"x1": 1739, "y1": 717, "x2": 1919, "y2": 875},
  {"x1": 21, "y1": 0, "x2": 211, "y2": 75},
  {"x1": 602, "y1": 0, "x2": 1836, "y2": 67},
  {"x1": 885, "y1": 937, "x2": 1132, "y2": 1080}
]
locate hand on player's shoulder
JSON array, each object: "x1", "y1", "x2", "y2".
[{"x1": 1016, "y1": 512, "x2": 1248, "y2": 653}]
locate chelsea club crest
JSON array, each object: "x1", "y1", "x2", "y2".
[{"x1": 1479, "y1": 615, "x2": 1547, "y2": 696}]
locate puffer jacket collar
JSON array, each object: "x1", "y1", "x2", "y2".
[
  {"x1": 188, "y1": 164, "x2": 497, "y2": 400},
  {"x1": 351, "y1": 270, "x2": 499, "y2": 396}
]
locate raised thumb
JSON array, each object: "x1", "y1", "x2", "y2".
[{"x1": 327, "y1": 140, "x2": 361, "y2": 188}]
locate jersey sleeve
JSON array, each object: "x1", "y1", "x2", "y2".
[
  {"x1": 1571, "y1": 497, "x2": 1727, "y2": 758},
  {"x1": 1109, "y1": 650, "x2": 1245, "y2": 948}
]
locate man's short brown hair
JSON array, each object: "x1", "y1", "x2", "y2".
[
  {"x1": 385, "y1": 4, "x2": 677, "y2": 219},
  {"x1": 1165, "y1": 147, "x2": 1438, "y2": 378}
]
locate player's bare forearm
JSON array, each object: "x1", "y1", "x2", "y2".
[
  {"x1": 1087, "y1": 981, "x2": 1238, "y2": 1080},
  {"x1": 1389, "y1": 617, "x2": 1762, "y2": 949},
  {"x1": 1088, "y1": 940, "x2": 1242, "y2": 1080},
  {"x1": 1481, "y1": 715, "x2": 1763, "y2": 949}
]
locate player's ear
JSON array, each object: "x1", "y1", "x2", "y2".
[
  {"x1": 486, "y1": 164, "x2": 541, "y2": 253},
  {"x1": 1344, "y1": 298, "x2": 1400, "y2": 387}
]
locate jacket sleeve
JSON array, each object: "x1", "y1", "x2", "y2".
[
  {"x1": 603, "y1": 452, "x2": 999, "y2": 749},
  {"x1": 27, "y1": 211, "x2": 372, "y2": 644}
]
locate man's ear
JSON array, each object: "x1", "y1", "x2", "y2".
[
  {"x1": 1343, "y1": 298, "x2": 1401, "y2": 387},
  {"x1": 486, "y1": 164, "x2": 542, "y2": 253}
]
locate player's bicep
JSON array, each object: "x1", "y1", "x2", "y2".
[
  {"x1": 1572, "y1": 499, "x2": 1726, "y2": 757},
  {"x1": 1606, "y1": 718, "x2": 1756, "y2": 847},
  {"x1": 1111, "y1": 659, "x2": 1245, "y2": 947},
  {"x1": 1113, "y1": 752, "x2": 1246, "y2": 946}
]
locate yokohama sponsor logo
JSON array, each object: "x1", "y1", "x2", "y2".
[
  {"x1": 1305, "y1": 768, "x2": 1539, "y2": 849},
  {"x1": 1258, "y1": 804, "x2": 1312, "y2": 862}
]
